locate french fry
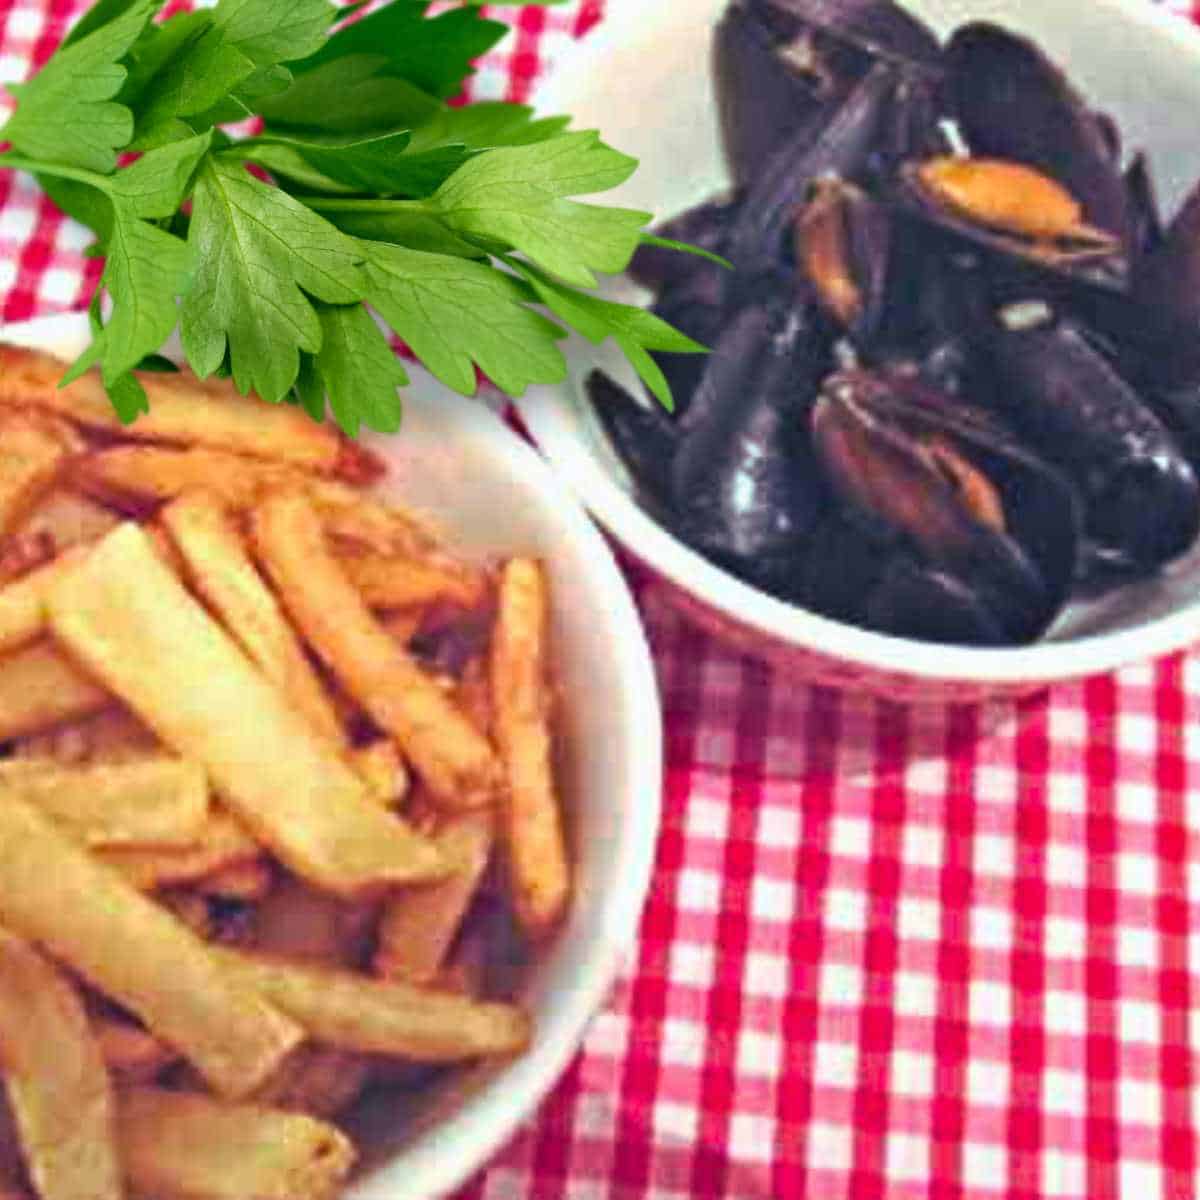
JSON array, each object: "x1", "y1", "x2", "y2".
[
  {"x1": 12, "y1": 707, "x2": 158, "y2": 766},
  {"x1": 254, "y1": 1047, "x2": 373, "y2": 1119},
  {"x1": 97, "y1": 812, "x2": 262, "y2": 891},
  {"x1": 380, "y1": 608, "x2": 423, "y2": 648},
  {"x1": 457, "y1": 655, "x2": 493, "y2": 738},
  {"x1": 0, "y1": 532, "x2": 56, "y2": 586},
  {"x1": 0, "y1": 548, "x2": 87, "y2": 656},
  {"x1": 91, "y1": 1016, "x2": 180, "y2": 1084},
  {"x1": 195, "y1": 859, "x2": 274, "y2": 901},
  {"x1": 0, "y1": 346, "x2": 381, "y2": 481},
  {"x1": 375, "y1": 810, "x2": 495, "y2": 984},
  {"x1": 46, "y1": 524, "x2": 447, "y2": 897},
  {"x1": 16, "y1": 490, "x2": 120, "y2": 551},
  {"x1": 341, "y1": 553, "x2": 485, "y2": 611},
  {"x1": 491, "y1": 558, "x2": 569, "y2": 938},
  {"x1": 349, "y1": 740, "x2": 409, "y2": 809},
  {"x1": 117, "y1": 1088, "x2": 356, "y2": 1200},
  {"x1": 157, "y1": 890, "x2": 213, "y2": 939},
  {"x1": 0, "y1": 640, "x2": 110, "y2": 741},
  {"x1": 0, "y1": 929, "x2": 122, "y2": 1200},
  {"x1": 0, "y1": 418, "x2": 67, "y2": 538},
  {"x1": 253, "y1": 492, "x2": 502, "y2": 809},
  {"x1": 0, "y1": 757, "x2": 209, "y2": 848},
  {"x1": 163, "y1": 491, "x2": 345, "y2": 748},
  {"x1": 0, "y1": 794, "x2": 302, "y2": 1097},
  {"x1": 213, "y1": 947, "x2": 531, "y2": 1061}
]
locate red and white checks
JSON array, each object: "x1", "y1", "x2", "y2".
[{"x1": 2, "y1": 4, "x2": 1200, "y2": 1198}]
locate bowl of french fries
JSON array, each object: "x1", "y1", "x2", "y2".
[{"x1": 0, "y1": 311, "x2": 662, "y2": 1200}]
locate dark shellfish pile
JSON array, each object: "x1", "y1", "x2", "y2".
[{"x1": 587, "y1": 0, "x2": 1200, "y2": 647}]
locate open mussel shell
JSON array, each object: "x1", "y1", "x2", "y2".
[
  {"x1": 943, "y1": 23, "x2": 1133, "y2": 275},
  {"x1": 748, "y1": 0, "x2": 943, "y2": 70},
  {"x1": 988, "y1": 302, "x2": 1200, "y2": 570},
  {"x1": 1136, "y1": 175, "x2": 1200, "y2": 331},
  {"x1": 811, "y1": 368, "x2": 1081, "y2": 643},
  {"x1": 1124, "y1": 153, "x2": 1164, "y2": 260}
]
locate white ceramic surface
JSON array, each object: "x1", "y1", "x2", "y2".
[
  {"x1": 519, "y1": 0, "x2": 1200, "y2": 700},
  {"x1": 0, "y1": 312, "x2": 664, "y2": 1200}
]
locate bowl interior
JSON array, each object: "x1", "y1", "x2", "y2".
[
  {"x1": 520, "y1": 0, "x2": 1200, "y2": 679},
  {"x1": 0, "y1": 313, "x2": 664, "y2": 1200}
]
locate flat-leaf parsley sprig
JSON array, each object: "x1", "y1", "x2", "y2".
[{"x1": 0, "y1": 0, "x2": 716, "y2": 436}]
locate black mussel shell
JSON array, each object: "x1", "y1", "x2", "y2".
[
  {"x1": 865, "y1": 559, "x2": 1012, "y2": 646},
  {"x1": 989, "y1": 303, "x2": 1200, "y2": 569},
  {"x1": 1136, "y1": 175, "x2": 1200, "y2": 332},
  {"x1": 1092, "y1": 109, "x2": 1122, "y2": 164},
  {"x1": 649, "y1": 288, "x2": 726, "y2": 419},
  {"x1": 670, "y1": 296, "x2": 830, "y2": 595},
  {"x1": 1124, "y1": 153, "x2": 1164, "y2": 261},
  {"x1": 943, "y1": 23, "x2": 1133, "y2": 277},
  {"x1": 628, "y1": 196, "x2": 739, "y2": 294}
]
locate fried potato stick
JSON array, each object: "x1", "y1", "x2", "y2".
[
  {"x1": 253, "y1": 492, "x2": 501, "y2": 809},
  {"x1": 0, "y1": 757, "x2": 208, "y2": 847},
  {"x1": 0, "y1": 795, "x2": 301, "y2": 1097},
  {"x1": 194, "y1": 859, "x2": 274, "y2": 901},
  {"x1": 162, "y1": 491, "x2": 344, "y2": 748},
  {"x1": 349, "y1": 741, "x2": 409, "y2": 809},
  {"x1": 491, "y1": 558, "x2": 570, "y2": 937},
  {"x1": 0, "y1": 548, "x2": 89, "y2": 656},
  {"x1": 0, "y1": 419, "x2": 66, "y2": 539},
  {"x1": 97, "y1": 812, "x2": 262, "y2": 891},
  {"x1": 46, "y1": 524, "x2": 446, "y2": 896},
  {"x1": 341, "y1": 553, "x2": 484, "y2": 611},
  {"x1": 0, "y1": 929, "x2": 122, "y2": 1200},
  {"x1": 0, "y1": 346, "x2": 380, "y2": 481},
  {"x1": 213, "y1": 948, "x2": 531, "y2": 1061},
  {"x1": 16, "y1": 490, "x2": 120, "y2": 551},
  {"x1": 117, "y1": 1088, "x2": 356, "y2": 1200},
  {"x1": 0, "y1": 640, "x2": 110, "y2": 741}
]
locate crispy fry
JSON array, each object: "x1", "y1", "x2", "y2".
[
  {"x1": 0, "y1": 929, "x2": 122, "y2": 1200},
  {"x1": 0, "y1": 418, "x2": 66, "y2": 538},
  {"x1": 0, "y1": 794, "x2": 301, "y2": 1097},
  {"x1": 491, "y1": 558, "x2": 570, "y2": 937},
  {"x1": 213, "y1": 948, "x2": 531, "y2": 1061},
  {"x1": 380, "y1": 608, "x2": 423, "y2": 648},
  {"x1": 0, "y1": 640, "x2": 109, "y2": 741},
  {"x1": 252, "y1": 876, "x2": 370, "y2": 969},
  {"x1": 253, "y1": 492, "x2": 501, "y2": 809},
  {"x1": 97, "y1": 812, "x2": 262, "y2": 891},
  {"x1": 117, "y1": 1088, "x2": 356, "y2": 1200},
  {"x1": 16, "y1": 490, "x2": 120, "y2": 551},
  {"x1": 163, "y1": 491, "x2": 344, "y2": 748},
  {"x1": 195, "y1": 859, "x2": 274, "y2": 901},
  {"x1": 341, "y1": 553, "x2": 484, "y2": 611},
  {"x1": 0, "y1": 548, "x2": 89, "y2": 656},
  {"x1": 350, "y1": 740, "x2": 409, "y2": 809},
  {"x1": 375, "y1": 810, "x2": 495, "y2": 984},
  {"x1": 0, "y1": 346, "x2": 381, "y2": 481},
  {"x1": 46, "y1": 524, "x2": 447, "y2": 897},
  {"x1": 254, "y1": 1047, "x2": 373, "y2": 1119},
  {"x1": 91, "y1": 1016, "x2": 179, "y2": 1084},
  {"x1": 0, "y1": 757, "x2": 208, "y2": 847}
]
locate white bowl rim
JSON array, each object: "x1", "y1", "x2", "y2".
[
  {"x1": 522, "y1": 0, "x2": 1200, "y2": 688},
  {"x1": 0, "y1": 312, "x2": 665, "y2": 1200}
]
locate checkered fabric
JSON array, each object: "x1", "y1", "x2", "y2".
[{"x1": 2, "y1": 3, "x2": 1200, "y2": 1198}]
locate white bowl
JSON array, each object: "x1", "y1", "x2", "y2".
[
  {"x1": 0, "y1": 311, "x2": 664, "y2": 1200},
  {"x1": 519, "y1": 0, "x2": 1200, "y2": 703}
]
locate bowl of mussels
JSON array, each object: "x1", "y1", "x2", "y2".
[{"x1": 520, "y1": 0, "x2": 1200, "y2": 700}]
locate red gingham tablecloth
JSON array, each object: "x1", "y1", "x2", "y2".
[{"x1": 4, "y1": 3, "x2": 1200, "y2": 1197}]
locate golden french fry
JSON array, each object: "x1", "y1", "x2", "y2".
[
  {"x1": 375, "y1": 810, "x2": 494, "y2": 984},
  {"x1": 0, "y1": 548, "x2": 88, "y2": 656},
  {"x1": 213, "y1": 947, "x2": 531, "y2": 1061},
  {"x1": 0, "y1": 794, "x2": 301, "y2": 1097},
  {"x1": 0, "y1": 756, "x2": 208, "y2": 847},
  {"x1": 491, "y1": 558, "x2": 570, "y2": 937},
  {"x1": 0, "y1": 419, "x2": 67, "y2": 539},
  {"x1": 46, "y1": 524, "x2": 447, "y2": 897},
  {"x1": 0, "y1": 640, "x2": 110, "y2": 741},
  {"x1": 350, "y1": 740, "x2": 409, "y2": 809},
  {"x1": 16, "y1": 490, "x2": 120, "y2": 551},
  {"x1": 0, "y1": 345, "x2": 381, "y2": 481},
  {"x1": 254, "y1": 1046, "x2": 373, "y2": 1119},
  {"x1": 117, "y1": 1088, "x2": 356, "y2": 1200},
  {"x1": 96, "y1": 812, "x2": 262, "y2": 891},
  {"x1": 252, "y1": 875, "x2": 371, "y2": 968},
  {"x1": 91, "y1": 1016, "x2": 179, "y2": 1084},
  {"x1": 253, "y1": 492, "x2": 501, "y2": 809},
  {"x1": 341, "y1": 553, "x2": 485, "y2": 611},
  {"x1": 0, "y1": 928, "x2": 122, "y2": 1200},
  {"x1": 195, "y1": 859, "x2": 274, "y2": 901},
  {"x1": 163, "y1": 491, "x2": 345, "y2": 748}
]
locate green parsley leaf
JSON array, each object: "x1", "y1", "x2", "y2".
[
  {"x1": 107, "y1": 130, "x2": 212, "y2": 217},
  {"x1": 307, "y1": 303, "x2": 407, "y2": 436},
  {"x1": 405, "y1": 102, "x2": 571, "y2": 155},
  {"x1": 297, "y1": 2, "x2": 507, "y2": 101},
  {"x1": 309, "y1": 201, "x2": 487, "y2": 258},
  {"x1": 363, "y1": 241, "x2": 567, "y2": 397},
  {"x1": 292, "y1": 354, "x2": 327, "y2": 421},
  {"x1": 3, "y1": 0, "x2": 155, "y2": 173},
  {"x1": 36, "y1": 173, "x2": 114, "y2": 244},
  {"x1": 105, "y1": 372, "x2": 151, "y2": 423},
  {"x1": 639, "y1": 233, "x2": 734, "y2": 271},
  {"x1": 180, "y1": 156, "x2": 367, "y2": 403},
  {"x1": 62, "y1": 0, "x2": 164, "y2": 49},
  {"x1": 425, "y1": 132, "x2": 650, "y2": 287}
]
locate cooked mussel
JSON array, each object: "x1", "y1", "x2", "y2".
[
  {"x1": 629, "y1": 197, "x2": 740, "y2": 294},
  {"x1": 811, "y1": 367, "x2": 1081, "y2": 642},
  {"x1": 988, "y1": 301, "x2": 1200, "y2": 570},
  {"x1": 942, "y1": 23, "x2": 1132, "y2": 283},
  {"x1": 586, "y1": 370, "x2": 680, "y2": 510}
]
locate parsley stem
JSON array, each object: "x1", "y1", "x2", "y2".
[{"x1": 293, "y1": 197, "x2": 423, "y2": 213}]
